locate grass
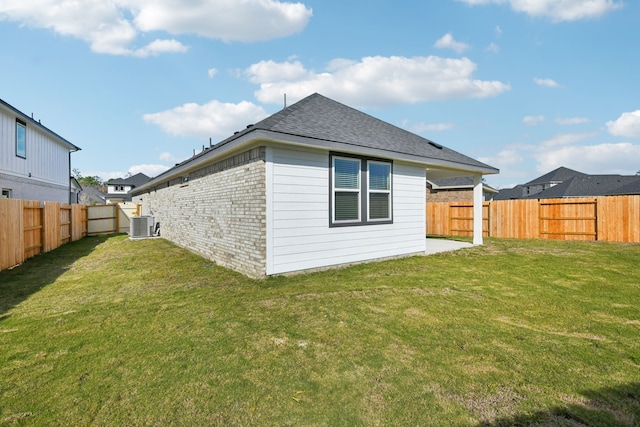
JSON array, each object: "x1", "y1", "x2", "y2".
[{"x1": 1, "y1": 235, "x2": 639, "y2": 426}]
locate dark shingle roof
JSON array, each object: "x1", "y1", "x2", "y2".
[
  {"x1": 80, "y1": 186, "x2": 106, "y2": 205},
  {"x1": 492, "y1": 185, "x2": 526, "y2": 200},
  {"x1": 109, "y1": 173, "x2": 151, "y2": 187},
  {"x1": 253, "y1": 93, "x2": 494, "y2": 170},
  {"x1": 525, "y1": 175, "x2": 640, "y2": 198},
  {"x1": 524, "y1": 167, "x2": 584, "y2": 185},
  {"x1": 607, "y1": 178, "x2": 640, "y2": 195}
]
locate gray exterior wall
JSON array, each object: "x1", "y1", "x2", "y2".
[
  {"x1": 133, "y1": 147, "x2": 267, "y2": 278},
  {"x1": 0, "y1": 172, "x2": 70, "y2": 203}
]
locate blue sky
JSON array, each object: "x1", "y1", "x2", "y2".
[{"x1": 1, "y1": 0, "x2": 639, "y2": 188}]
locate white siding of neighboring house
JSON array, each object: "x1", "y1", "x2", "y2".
[
  {"x1": 0, "y1": 107, "x2": 72, "y2": 202},
  {"x1": 266, "y1": 145, "x2": 427, "y2": 275},
  {"x1": 107, "y1": 184, "x2": 132, "y2": 194}
]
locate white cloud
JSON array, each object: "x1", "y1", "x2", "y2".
[
  {"x1": 143, "y1": 100, "x2": 268, "y2": 139},
  {"x1": 534, "y1": 77, "x2": 561, "y2": 88},
  {"x1": 134, "y1": 0, "x2": 312, "y2": 42},
  {"x1": 479, "y1": 148, "x2": 523, "y2": 169},
  {"x1": 207, "y1": 68, "x2": 218, "y2": 79},
  {"x1": 606, "y1": 110, "x2": 640, "y2": 138},
  {"x1": 495, "y1": 25, "x2": 503, "y2": 36},
  {"x1": 535, "y1": 142, "x2": 640, "y2": 174},
  {"x1": 127, "y1": 164, "x2": 171, "y2": 178},
  {"x1": 555, "y1": 117, "x2": 590, "y2": 125},
  {"x1": 0, "y1": 0, "x2": 312, "y2": 55},
  {"x1": 434, "y1": 33, "x2": 470, "y2": 54},
  {"x1": 479, "y1": 149, "x2": 527, "y2": 185},
  {"x1": 486, "y1": 42, "x2": 500, "y2": 53},
  {"x1": 457, "y1": 0, "x2": 622, "y2": 22},
  {"x1": 523, "y1": 115, "x2": 545, "y2": 126},
  {"x1": 159, "y1": 152, "x2": 179, "y2": 163},
  {"x1": 133, "y1": 39, "x2": 189, "y2": 58},
  {"x1": 410, "y1": 122, "x2": 455, "y2": 133},
  {"x1": 246, "y1": 56, "x2": 511, "y2": 107},
  {"x1": 540, "y1": 132, "x2": 596, "y2": 147}
]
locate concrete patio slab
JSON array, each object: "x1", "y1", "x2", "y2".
[{"x1": 425, "y1": 238, "x2": 474, "y2": 255}]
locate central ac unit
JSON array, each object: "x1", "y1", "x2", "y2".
[{"x1": 130, "y1": 216, "x2": 154, "y2": 238}]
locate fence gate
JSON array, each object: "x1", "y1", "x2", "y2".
[
  {"x1": 538, "y1": 199, "x2": 597, "y2": 240},
  {"x1": 448, "y1": 203, "x2": 490, "y2": 237}
]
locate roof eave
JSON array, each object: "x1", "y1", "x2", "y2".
[
  {"x1": 133, "y1": 128, "x2": 499, "y2": 195},
  {"x1": 0, "y1": 98, "x2": 81, "y2": 152}
]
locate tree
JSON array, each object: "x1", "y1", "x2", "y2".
[{"x1": 73, "y1": 170, "x2": 106, "y2": 192}]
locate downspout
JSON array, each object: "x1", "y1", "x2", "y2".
[
  {"x1": 69, "y1": 151, "x2": 72, "y2": 204},
  {"x1": 68, "y1": 146, "x2": 81, "y2": 204}
]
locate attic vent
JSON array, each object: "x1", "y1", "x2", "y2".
[{"x1": 429, "y1": 141, "x2": 443, "y2": 149}]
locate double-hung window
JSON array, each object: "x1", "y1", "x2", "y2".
[
  {"x1": 330, "y1": 153, "x2": 392, "y2": 226},
  {"x1": 16, "y1": 119, "x2": 26, "y2": 159}
]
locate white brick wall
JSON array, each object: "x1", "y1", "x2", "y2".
[{"x1": 134, "y1": 148, "x2": 267, "y2": 278}]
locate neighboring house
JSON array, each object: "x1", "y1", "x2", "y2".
[
  {"x1": 79, "y1": 186, "x2": 107, "y2": 205},
  {"x1": 493, "y1": 167, "x2": 640, "y2": 200},
  {"x1": 132, "y1": 93, "x2": 498, "y2": 278},
  {"x1": 0, "y1": 98, "x2": 81, "y2": 203},
  {"x1": 426, "y1": 177, "x2": 497, "y2": 202},
  {"x1": 106, "y1": 173, "x2": 151, "y2": 203},
  {"x1": 70, "y1": 177, "x2": 82, "y2": 204}
]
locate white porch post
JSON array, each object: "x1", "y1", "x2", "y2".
[{"x1": 472, "y1": 174, "x2": 483, "y2": 245}]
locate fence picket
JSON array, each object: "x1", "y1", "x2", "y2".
[{"x1": 427, "y1": 196, "x2": 640, "y2": 243}]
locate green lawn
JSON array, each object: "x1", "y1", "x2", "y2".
[{"x1": 1, "y1": 235, "x2": 639, "y2": 426}]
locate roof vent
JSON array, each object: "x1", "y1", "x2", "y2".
[
  {"x1": 246, "y1": 124, "x2": 254, "y2": 129},
  {"x1": 429, "y1": 141, "x2": 443, "y2": 149}
]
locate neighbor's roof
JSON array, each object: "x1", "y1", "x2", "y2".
[
  {"x1": 0, "y1": 97, "x2": 81, "y2": 152},
  {"x1": 134, "y1": 93, "x2": 498, "y2": 195},
  {"x1": 525, "y1": 175, "x2": 640, "y2": 199},
  {"x1": 108, "y1": 173, "x2": 151, "y2": 187},
  {"x1": 492, "y1": 185, "x2": 525, "y2": 200},
  {"x1": 524, "y1": 166, "x2": 584, "y2": 186},
  {"x1": 607, "y1": 178, "x2": 640, "y2": 195}
]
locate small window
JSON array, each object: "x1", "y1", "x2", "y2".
[
  {"x1": 16, "y1": 120, "x2": 26, "y2": 158},
  {"x1": 333, "y1": 157, "x2": 360, "y2": 222},
  {"x1": 330, "y1": 153, "x2": 392, "y2": 227},
  {"x1": 1, "y1": 189, "x2": 11, "y2": 198},
  {"x1": 368, "y1": 161, "x2": 391, "y2": 221}
]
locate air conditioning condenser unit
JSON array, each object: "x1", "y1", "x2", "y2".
[{"x1": 130, "y1": 216, "x2": 154, "y2": 238}]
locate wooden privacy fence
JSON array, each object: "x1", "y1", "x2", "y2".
[
  {"x1": 0, "y1": 199, "x2": 88, "y2": 271},
  {"x1": 427, "y1": 195, "x2": 640, "y2": 243}
]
